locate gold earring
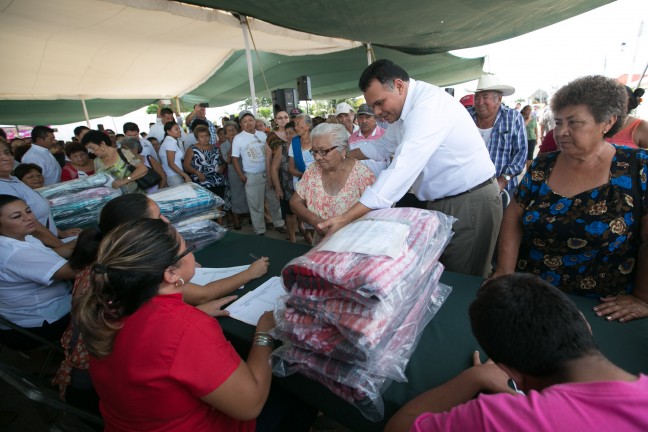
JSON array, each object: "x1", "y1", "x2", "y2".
[{"x1": 174, "y1": 277, "x2": 185, "y2": 287}]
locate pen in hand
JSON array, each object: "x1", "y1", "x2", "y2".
[{"x1": 249, "y1": 253, "x2": 260, "y2": 260}]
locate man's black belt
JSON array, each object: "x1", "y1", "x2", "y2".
[{"x1": 429, "y1": 177, "x2": 495, "y2": 203}]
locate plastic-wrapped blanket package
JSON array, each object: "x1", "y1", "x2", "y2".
[
  {"x1": 271, "y1": 207, "x2": 455, "y2": 421},
  {"x1": 148, "y1": 183, "x2": 225, "y2": 223},
  {"x1": 37, "y1": 173, "x2": 121, "y2": 229},
  {"x1": 174, "y1": 220, "x2": 227, "y2": 251},
  {"x1": 37, "y1": 172, "x2": 115, "y2": 199}
]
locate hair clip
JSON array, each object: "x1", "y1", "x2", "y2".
[{"x1": 93, "y1": 263, "x2": 109, "y2": 274}]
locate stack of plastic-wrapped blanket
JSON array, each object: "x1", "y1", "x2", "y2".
[
  {"x1": 42, "y1": 177, "x2": 227, "y2": 250},
  {"x1": 38, "y1": 173, "x2": 121, "y2": 230},
  {"x1": 271, "y1": 207, "x2": 455, "y2": 421},
  {"x1": 149, "y1": 183, "x2": 226, "y2": 250}
]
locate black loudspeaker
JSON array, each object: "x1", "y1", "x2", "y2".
[
  {"x1": 297, "y1": 75, "x2": 312, "y2": 101},
  {"x1": 272, "y1": 88, "x2": 299, "y2": 116},
  {"x1": 444, "y1": 88, "x2": 455, "y2": 97}
]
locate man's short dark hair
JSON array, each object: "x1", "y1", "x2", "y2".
[
  {"x1": 31, "y1": 126, "x2": 54, "y2": 142},
  {"x1": 469, "y1": 273, "x2": 598, "y2": 377},
  {"x1": 73, "y1": 126, "x2": 90, "y2": 138},
  {"x1": 358, "y1": 59, "x2": 410, "y2": 92},
  {"x1": 123, "y1": 122, "x2": 140, "y2": 134},
  {"x1": 160, "y1": 107, "x2": 174, "y2": 117},
  {"x1": 190, "y1": 119, "x2": 209, "y2": 131}
]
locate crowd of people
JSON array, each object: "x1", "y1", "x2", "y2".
[{"x1": 0, "y1": 58, "x2": 647, "y2": 430}]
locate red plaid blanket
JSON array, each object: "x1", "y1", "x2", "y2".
[
  {"x1": 281, "y1": 208, "x2": 453, "y2": 302},
  {"x1": 271, "y1": 345, "x2": 386, "y2": 422}
]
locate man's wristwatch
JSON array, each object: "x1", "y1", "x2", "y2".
[{"x1": 502, "y1": 174, "x2": 512, "y2": 182}]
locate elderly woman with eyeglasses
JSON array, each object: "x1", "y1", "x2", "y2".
[{"x1": 290, "y1": 123, "x2": 375, "y2": 243}]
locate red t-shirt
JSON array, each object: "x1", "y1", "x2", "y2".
[
  {"x1": 60, "y1": 163, "x2": 94, "y2": 182},
  {"x1": 90, "y1": 293, "x2": 253, "y2": 432}
]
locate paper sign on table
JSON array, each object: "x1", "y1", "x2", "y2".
[
  {"x1": 190, "y1": 265, "x2": 250, "y2": 289},
  {"x1": 319, "y1": 219, "x2": 410, "y2": 259},
  {"x1": 225, "y1": 277, "x2": 284, "y2": 325}
]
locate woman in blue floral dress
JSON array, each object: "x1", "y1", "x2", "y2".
[
  {"x1": 494, "y1": 75, "x2": 648, "y2": 323},
  {"x1": 183, "y1": 125, "x2": 231, "y2": 213}
]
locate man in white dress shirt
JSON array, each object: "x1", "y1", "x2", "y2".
[
  {"x1": 148, "y1": 104, "x2": 187, "y2": 146},
  {"x1": 22, "y1": 126, "x2": 61, "y2": 185},
  {"x1": 320, "y1": 60, "x2": 502, "y2": 277}
]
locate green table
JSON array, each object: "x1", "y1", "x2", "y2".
[{"x1": 196, "y1": 232, "x2": 648, "y2": 431}]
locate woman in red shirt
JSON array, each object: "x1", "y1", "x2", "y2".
[
  {"x1": 75, "y1": 219, "x2": 275, "y2": 431},
  {"x1": 60, "y1": 142, "x2": 94, "y2": 181}
]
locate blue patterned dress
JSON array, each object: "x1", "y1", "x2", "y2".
[
  {"x1": 514, "y1": 145, "x2": 648, "y2": 296},
  {"x1": 188, "y1": 144, "x2": 231, "y2": 212}
]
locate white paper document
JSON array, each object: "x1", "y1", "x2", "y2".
[
  {"x1": 190, "y1": 265, "x2": 250, "y2": 289},
  {"x1": 225, "y1": 277, "x2": 284, "y2": 325},
  {"x1": 319, "y1": 219, "x2": 410, "y2": 259}
]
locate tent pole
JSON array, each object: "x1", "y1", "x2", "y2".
[
  {"x1": 81, "y1": 98, "x2": 91, "y2": 127},
  {"x1": 366, "y1": 43, "x2": 372, "y2": 65},
  {"x1": 239, "y1": 15, "x2": 257, "y2": 117}
]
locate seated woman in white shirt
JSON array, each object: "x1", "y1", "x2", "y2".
[
  {"x1": 159, "y1": 121, "x2": 192, "y2": 187},
  {"x1": 0, "y1": 194, "x2": 77, "y2": 350}
]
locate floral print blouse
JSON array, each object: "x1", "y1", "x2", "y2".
[
  {"x1": 514, "y1": 145, "x2": 648, "y2": 296},
  {"x1": 296, "y1": 159, "x2": 375, "y2": 220}
]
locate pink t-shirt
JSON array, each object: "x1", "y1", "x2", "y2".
[
  {"x1": 90, "y1": 293, "x2": 253, "y2": 432},
  {"x1": 412, "y1": 375, "x2": 648, "y2": 432}
]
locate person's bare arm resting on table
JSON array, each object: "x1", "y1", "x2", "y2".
[
  {"x1": 183, "y1": 257, "x2": 270, "y2": 310},
  {"x1": 491, "y1": 203, "x2": 524, "y2": 278},
  {"x1": 385, "y1": 351, "x2": 516, "y2": 432}
]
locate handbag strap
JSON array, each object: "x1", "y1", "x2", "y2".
[{"x1": 117, "y1": 148, "x2": 136, "y2": 172}]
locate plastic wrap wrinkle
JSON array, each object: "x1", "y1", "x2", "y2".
[
  {"x1": 175, "y1": 220, "x2": 227, "y2": 251},
  {"x1": 148, "y1": 183, "x2": 225, "y2": 223},
  {"x1": 39, "y1": 173, "x2": 122, "y2": 229},
  {"x1": 271, "y1": 208, "x2": 455, "y2": 421},
  {"x1": 37, "y1": 172, "x2": 114, "y2": 199}
]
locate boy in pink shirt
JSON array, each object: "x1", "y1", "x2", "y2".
[{"x1": 386, "y1": 274, "x2": 648, "y2": 432}]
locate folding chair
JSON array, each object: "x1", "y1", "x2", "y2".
[
  {"x1": 0, "y1": 360, "x2": 103, "y2": 430},
  {"x1": 0, "y1": 314, "x2": 64, "y2": 378}
]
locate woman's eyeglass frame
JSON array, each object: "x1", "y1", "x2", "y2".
[
  {"x1": 309, "y1": 146, "x2": 340, "y2": 157},
  {"x1": 169, "y1": 243, "x2": 197, "y2": 266}
]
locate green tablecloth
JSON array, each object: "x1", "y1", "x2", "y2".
[{"x1": 196, "y1": 232, "x2": 648, "y2": 431}]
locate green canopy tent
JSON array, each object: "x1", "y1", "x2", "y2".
[
  {"x1": 182, "y1": 47, "x2": 485, "y2": 107},
  {"x1": 0, "y1": 0, "x2": 613, "y2": 125},
  {"x1": 183, "y1": 0, "x2": 614, "y2": 54}
]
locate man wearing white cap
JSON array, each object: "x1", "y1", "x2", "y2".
[
  {"x1": 468, "y1": 75, "x2": 527, "y2": 193},
  {"x1": 335, "y1": 102, "x2": 360, "y2": 134},
  {"x1": 320, "y1": 59, "x2": 502, "y2": 278}
]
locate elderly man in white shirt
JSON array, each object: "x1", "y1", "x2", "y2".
[
  {"x1": 21, "y1": 125, "x2": 62, "y2": 185},
  {"x1": 232, "y1": 110, "x2": 285, "y2": 236},
  {"x1": 321, "y1": 60, "x2": 502, "y2": 278}
]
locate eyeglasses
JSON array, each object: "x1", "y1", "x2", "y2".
[
  {"x1": 169, "y1": 243, "x2": 196, "y2": 266},
  {"x1": 309, "y1": 146, "x2": 340, "y2": 157}
]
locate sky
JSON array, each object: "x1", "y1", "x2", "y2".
[
  {"x1": 450, "y1": 0, "x2": 648, "y2": 102},
  {"x1": 50, "y1": 0, "x2": 648, "y2": 140}
]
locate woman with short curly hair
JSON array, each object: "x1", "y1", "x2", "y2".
[{"x1": 494, "y1": 75, "x2": 648, "y2": 323}]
